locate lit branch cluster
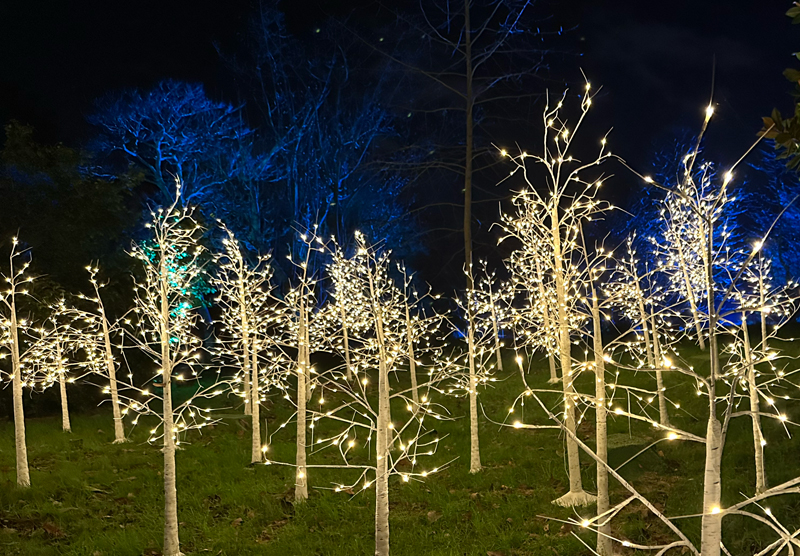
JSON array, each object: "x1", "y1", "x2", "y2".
[
  {"x1": 266, "y1": 232, "x2": 450, "y2": 556},
  {"x1": 499, "y1": 84, "x2": 612, "y2": 508},
  {"x1": 507, "y1": 96, "x2": 800, "y2": 556}
]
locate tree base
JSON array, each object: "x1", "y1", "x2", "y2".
[
  {"x1": 112, "y1": 437, "x2": 129, "y2": 444},
  {"x1": 469, "y1": 465, "x2": 482, "y2": 474},
  {"x1": 547, "y1": 377, "x2": 561, "y2": 384},
  {"x1": 552, "y1": 490, "x2": 596, "y2": 507}
]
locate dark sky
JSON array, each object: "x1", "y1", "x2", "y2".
[{"x1": 0, "y1": 0, "x2": 796, "y2": 173}]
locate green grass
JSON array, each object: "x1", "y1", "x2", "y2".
[{"x1": 2, "y1": 338, "x2": 800, "y2": 555}]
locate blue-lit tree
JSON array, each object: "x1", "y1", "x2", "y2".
[
  {"x1": 224, "y1": 6, "x2": 417, "y2": 259},
  {"x1": 749, "y1": 148, "x2": 800, "y2": 283},
  {"x1": 90, "y1": 80, "x2": 250, "y2": 208}
]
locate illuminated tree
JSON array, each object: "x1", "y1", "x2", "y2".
[
  {"x1": 278, "y1": 231, "x2": 326, "y2": 503},
  {"x1": 24, "y1": 299, "x2": 85, "y2": 433},
  {"x1": 125, "y1": 187, "x2": 225, "y2": 556},
  {"x1": 268, "y1": 232, "x2": 447, "y2": 556},
  {"x1": 499, "y1": 85, "x2": 610, "y2": 507},
  {"x1": 585, "y1": 103, "x2": 800, "y2": 556},
  {"x1": 75, "y1": 266, "x2": 128, "y2": 443},
  {"x1": 437, "y1": 275, "x2": 506, "y2": 473},
  {"x1": 471, "y1": 261, "x2": 512, "y2": 374},
  {"x1": 728, "y1": 252, "x2": 796, "y2": 495},
  {"x1": 327, "y1": 246, "x2": 369, "y2": 383},
  {"x1": 576, "y1": 229, "x2": 617, "y2": 555},
  {"x1": 607, "y1": 236, "x2": 673, "y2": 426},
  {"x1": 507, "y1": 231, "x2": 560, "y2": 384},
  {"x1": 397, "y1": 264, "x2": 444, "y2": 407},
  {"x1": 0, "y1": 238, "x2": 35, "y2": 486},
  {"x1": 212, "y1": 223, "x2": 276, "y2": 464}
]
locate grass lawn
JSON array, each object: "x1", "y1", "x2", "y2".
[{"x1": 1, "y1": 337, "x2": 800, "y2": 555}]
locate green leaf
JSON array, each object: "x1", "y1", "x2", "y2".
[
  {"x1": 784, "y1": 68, "x2": 800, "y2": 83},
  {"x1": 776, "y1": 132, "x2": 793, "y2": 145}
]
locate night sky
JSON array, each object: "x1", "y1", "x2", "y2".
[{"x1": 0, "y1": 0, "x2": 796, "y2": 178}]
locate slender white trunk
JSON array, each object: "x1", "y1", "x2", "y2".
[
  {"x1": 467, "y1": 314, "x2": 481, "y2": 473},
  {"x1": 489, "y1": 287, "x2": 503, "y2": 372},
  {"x1": 759, "y1": 270, "x2": 768, "y2": 352},
  {"x1": 535, "y1": 257, "x2": 559, "y2": 384},
  {"x1": 590, "y1": 295, "x2": 611, "y2": 555},
  {"x1": 547, "y1": 352, "x2": 558, "y2": 384},
  {"x1": 636, "y1": 295, "x2": 654, "y2": 368},
  {"x1": 649, "y1": 309, "x2": 669, "y2": 427},
  {"x1": 57, "y1": 341, "x2": 71, "y2": 432},
  {"x1": 243, "y1": 380, "x2": 251, "y2": 415},
  {"x1": 370, "y1": 268, "x2": 391, "y2": 556},
  {"x1": 251, "y1": 337, "x2": 262, "y2": 465},
  {"x1": 239, "y1": 287, "x2": 251, "y2": 417},
  {"x1": 160, "y1": 275, "x2": 181, "y2": 556},
  {"x1": 341, "y1": 305, "x2": 353, "y2": 381},
  {"x1": 551, "y1": 207, "x2": 592, "y2": 507},
  {"x1": 295, "y1": 305, "x2": 308, "y2": 502},
  {"x1": 242, "y1": 371, "x2": 251, "y2": 415},
  {"x1": 700, "y1": 217, "x2": 721, "y2": 556},
  {"x1": 699, "y1": 416, "x2": 722, "y2": 556},
  {"x1": 405, "y1": 303, "x2": 419, "y2": 404},
  {"x1": 547, "y1": 350, "x2": 561, "y2": 384},
  {"x1": 742, "y1": 313, "x2": 766, "y2": 494},
  {"x1": 305, "y1": 306, "x2": 313, "y2": 400},
  {"x1": 677, "y1": 241, "x2": 706, "y2": 350},
  {"x1": 375, "y1": 338, "x2": 391, "y2": 556},
  {"x1": 11, "y1": 308, "x2": 30, "y2": 487},
  {"x1": 101, "y1": 308, "x2": 125, "y2": 443}
]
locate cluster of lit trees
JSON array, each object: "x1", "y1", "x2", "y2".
[{"x1": 5, "y1": 85, "x2": 800, "y2": 556}]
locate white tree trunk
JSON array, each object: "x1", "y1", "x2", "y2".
[
  {"x1": 467, "y1": 315, "x2": 481, "y2": 473},
  {"x1": 375, "y1": 342, "x2": 391, "y2": 556},
  {"x1": 295, "y1": 306, "x2": 309, "y2": 502},
  {"x1": 489, "y1": 292, "x2": 503, "y2": 372},
  {"x1": 371, "y1": 273, "x2": 391, "y2": 556},
  {"x1": 57, "y1": 341, "x2": 71, "y2": 432},
  {"x1": 700, "y1": 416, "x2": 722, "y2": 556},
  {"x1": 250, "y1": 337, "x2": 262, "y2": 465},
  {"x1": 551, "y1": 208, "x2": 592, "y2": 507},
  {"x1": 649, "y1": 311, "x2": 669, "y2": 427},
  {"x1": 305, "y1": 306, "x2": 313, "y2": 400},
  {"x1": 242, "y1": 365, "x2": 251, "y2": 416},
  {"x1": 742, "y1": 314, "x2": 766, "y2": 494},
  {"x1": 636, "y1": 295, "x2": 654, "y2": 369},
  {"x1": 591, "y1": 296, "x2": 612, "y2": 555},
  {"x1": 101, "y1": 310, "x2": 125, "y2": 443},
  {"x1": 677, "y1": 242, "x2": 706, "y2": 350},
  {"x1": 547, "y1": 352, "x2": 558, "y2": 384},
  {"x1": 341, "y1": 304, "x2": 353, "y2": 382},
  {"x1": 11, "y1": 310, "x2": 30, "y2": 487},
  {"x1": 535, "y1": 257, "x2": 559, "y2": 384},
  {"x1": 239, "y1": 290, "x2": 251, "y2": 418},
  {"x1": 759, "y1": 270, "x2": 768, "y2": 352},
  {"x1": 160, "y1": 282, "x2": 181, "y2": 556},
  {"x1": 405, "y1": 303, "x2": 419, "y2": 405}
]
